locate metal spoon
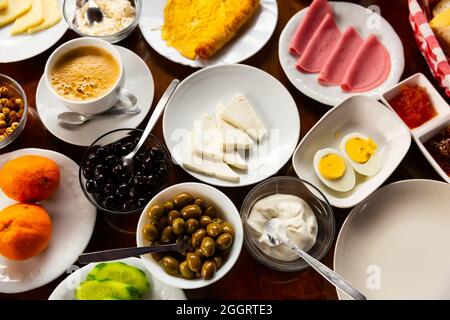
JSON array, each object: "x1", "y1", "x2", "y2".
[
  {"x1": 78, "y1": 236, "x2": 190, "y2": 264},
  {"x1": 85, "y1": 0, "x2": 103, "y2": 25},
  {"x1": 122, "y1": 79, "x2": 179, "y2": 171},
  {"x1": 264, "y1": 219, "x2": 367, "y2": 300},
  {"x1": 57, "y1": 105, "x2": 141, "y2": 126}
]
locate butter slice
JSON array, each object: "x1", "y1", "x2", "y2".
[
  {"x1": 0, "y1": 0, "x2": 31, "y2": 27},
  {"x1": 430, "y1": 8, "x2": 450, "y2": 28},
  {"x1": 0, "y1": 0, "x2": 7, "y2": 10},
  {"x1": 10, "y1": 0, "x2": 43, "y2": 35},
  {"x1": 28, "y1": 0, "x2": 61, "y2": 34}
]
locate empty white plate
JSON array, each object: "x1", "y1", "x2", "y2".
[
  {"x1": 49, "y1": 257, "x2": 187, "y2": 300},
  {"x1": 0, "y1": 148, "x2": 96, "y2": 294},
  {"x1": 279, "y1": 1, "x2": 404, "y2": 106},
  {"x1": 334, "y1": 179, "x2": 450, "y2": 299},
  {"x1": 163, "y1": 64, "x2": 300, "y2": 187},
  {"x1": 0, "y1": 0, "x2": 68, "y2": 63},
  {"x1": 292, "y1": 95, "x2": 411, "y2": 208},
  {"x1": 139, "y1": 0, "x2": 278, "y2": 68}
]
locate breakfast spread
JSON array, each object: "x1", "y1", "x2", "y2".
[
  {"x1": 75, "y1": 0, "x2": 136, "y2": 37},
  {"x1": 247, "y1": 194, "x2": 317, "y2": 261},
  {"x1": 0, "y1": 84, "x2": 25, "y2": 142},
  {"x1": 425, "y1": 126, "x2": 450, "y2": 177},
  {"x1": 142, "y1": 192, "x2": 234, "y2": 280},
  {"x1": 50, "y1": 46, "x2": 120, "y2": 101},
  {"x1": 161, "y1": 0, "x2": 259, "y2": 60},
  {"x1": 290, "y1": 0, "x2": 391, "y2": 93}
]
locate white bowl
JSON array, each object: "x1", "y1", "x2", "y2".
[
  {"x1": 136, "y1": 183, "x2": 243, "y2": 289},
  {"x1": 292, "y1": 95, "x2": 411, "y2": 208}
]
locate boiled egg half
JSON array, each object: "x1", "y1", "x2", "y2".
[
  {"x1": 313, "y1": 148, "x2": 356, "y2": 192},
  {"x1": 340, "y1": 133, "x2": 382, "y2": 177}
]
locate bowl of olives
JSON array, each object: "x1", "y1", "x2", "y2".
[{"x1": 136, "y1": 183, "x2": 243, "y2": 289}]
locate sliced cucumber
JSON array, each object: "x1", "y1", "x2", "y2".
[
  {"x1": 87, "y1": 262, "x2": 150, "y2": 297},
  {"x1": 75, "y1": 279, "x2": 140, "y2": 300}
]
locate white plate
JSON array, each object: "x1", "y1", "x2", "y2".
[
  {"x1": 334, "y1": 179, "x2": 450, "y2": 299},
  {"x1": 163, "y1": 64, "x2": 300, "y2": 187},
  {"x1": 139, "y1": 0, "x2": 278, "y2": 68},
  {"x1": 279, "y1": 1, "x2": 404, "y2": 106},
  {"x1": 0, "y1": 148, "x2": 96, "y2": 294},
  {"x1": 36, "y1": 45, "x2": 154, "y2": 147},
  {"x1": 48, "y1": 257, "x2": 187, "y2": 300},
  {"x1": 0, "y1": 0, "x2": 68, "y2": 63},
  {"x1": 292, "y1": 95, "x2": 411, "y2": 208}
]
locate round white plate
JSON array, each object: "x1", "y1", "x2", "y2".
[
  {"x1": 334, "y1": 180, "x2": 450, "y2": 300},
  {"x1": 279, "y1": 1, "x2": 404, "y2": 106},
  {"x1": 0, "y1": 148, "x2": 96, "y2": 294},
  {"x1": 36, "y1": 45, "x2": 154, "y2": 146},
  {"x1": 163, "y1": 64, "x2": 300, "y2": 187},
  {"x1": 48, "y1": 257, "x2": 187, "y2": 300},
  {"x1": 0, "y1": 0, "x2": 68, "y2": 63},
  {"x1": 139, "y1": 0, "x2": 278, "y2": 68}
]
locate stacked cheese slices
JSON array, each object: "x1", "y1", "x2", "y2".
[
  {"x1": 183, "y1": 95, "x2": 266, "y2": 182},
  {"x1": 0, "y1": 0, "x2": 61, "y2": 35}
]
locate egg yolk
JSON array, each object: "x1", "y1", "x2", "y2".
[
  {"x1": 318, "y1": 154, "x2": 346, "y2": 180},
  {"x1": 345, "y1": 138, "x2": 377, "y2": 164}
]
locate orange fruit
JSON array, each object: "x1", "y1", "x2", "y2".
[
  {"x1": 0, "y1": 203, "x2": 52, "y2": 260},
  {"x1": 0, "y1": 155, "x2": 60, "y2": 202}
]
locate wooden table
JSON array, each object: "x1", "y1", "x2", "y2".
[{"x1": 0, "y1": 0, "x2": 443, "y2": 300}]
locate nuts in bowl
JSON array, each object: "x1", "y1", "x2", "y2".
[{"x1": 136, "y1": 183, "x2": 243, "y2": 289}]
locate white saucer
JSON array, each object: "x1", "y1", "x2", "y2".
[
  {"x1": 49, "y1": 257, "x2": 187, "y2": 300},
  {"x1": 0, "y1": 148, "x2": 96, "y2": 294},
  {"x1": 0, "y1": 0, "x2": 68, "y2": 63},
  {"x1": 36, "y1": 46, "x2": 154, "y2": 147},
  {"x1": 139, "y1": 0, "x2": 278, "y2": 68},
  {"x1": 279, "y1": 2, "x2": 404, "y2": 106}
]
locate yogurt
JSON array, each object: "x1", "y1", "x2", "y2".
[{"x1": 247, "y1": 194, "x2": 318, "y2": 261}]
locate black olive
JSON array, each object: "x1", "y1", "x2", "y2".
[
  {"x1": 103, "y1": 196, "x2": 115, "y2": 209},
  {"x1": 112, "y1": 164, "x2": 123, "y2": 175},
  {"x1": 138, "y1": 197, "x2": 148, "y2": 207},
  {"x1": 83, "y1": 167, "x2": 95, "y2": 179},
  {"x1": 123, "y1": 200, "x2": 135, "y2": 211},
  {"x1": 86, "y1": 180, "x2": 95, "y2": 193},
  {"x1": 117, "y1": 183, "x2": 129, "y2": 196},
  {"x1": 103, "y1": 183, "x2": 114, "y2": 195}
]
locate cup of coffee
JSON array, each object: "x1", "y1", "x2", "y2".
[{"x1": 45, "y1": 38, "x2": 134, "y2": 115}]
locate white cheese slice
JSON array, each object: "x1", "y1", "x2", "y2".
[
  {"x1": 221, "y1": 95, "x2": 266, "y2": 142},
  {"x1": 10, "y1": 0, "x2": 43, "y2": 35},
  {"x1": 223, "y1": 149, "x2": 247, "y2": 170},
  {"x1": 0, "y1": 0, "x2": 31, "y2": 27},
  {"x1": 28, "y1": 0, "x2": 61, "y2": 34},
  {"x1": 216, "y1": 102, "x2": 254, "y2": 150},
  {"x1": 192, "y1": 113, "x2": 224, "y2": 161}
]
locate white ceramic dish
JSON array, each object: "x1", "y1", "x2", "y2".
[
  {"x1": 278, "y1": 1, "x2": 404, "y2": 106},
  {"x1": 334, "y1": 179, "x2": 450, "y2": 299},
  {"x1": 36, "y1": 45, "x2": 154, "y2": 146},
  {"x1": 0, "y1": 0, "x2": 68, "y2": 63},
  {"x1": 163, "y1": 64, "x2": 300, "y2": 187},
  {"x1": 136, "y1": 183, "x2": 243, "y2": 290},
  {"x1": 292, "y1": 95, "x2": 411, "y2": 208},
  {"x1": 381, "y1": 73, "x2": 450, "y2": 183},
  {"x1": 48, "y1": 257, "x2": 187, "y2": 300},
  {"x1": 139, "y1": 0, "x2": 278, "y2": 68},
  {"x1": 0, "y1": 148, "x2": 96, "y2": 294}
]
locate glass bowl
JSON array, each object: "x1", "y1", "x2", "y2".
[
  {"x1": 63, "y1": 0, "x2": 142, "y2": 43},
  {"x1": 0, "y1": 74, "x2": 28, "y2": 149},
  {"x1": 79, "y1": 128, "x2": 172, "y2": 232},
  {"x1": 241, "y1": 176, "x2": 335, "y2": 272}
]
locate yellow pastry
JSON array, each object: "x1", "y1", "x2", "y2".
[
  {"x1": 162, "y1": 0, "x2": 259, "y2": 60},
  {"x1": 10, "y1": 0, "x2": 44, "y2": 35},
  {"x1": 430, "y1": 4, "x2": 450, "y2": 56},
  {"x1": 28, "y1": 0, "x2": 61, "y2": 34},
  {"x1": 0, "y1": 0, "x2": 8, "y2": 11},
  {"x1": 0, "y1": 0, "x2": 31, "y2": 27}
]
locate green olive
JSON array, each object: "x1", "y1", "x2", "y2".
[
  {"x1": 142, "y1": 223, "x2": 158, "y2": 242},
  {"x1": 195, "y1": 247, "x2": 202, "y2": 256},
  {"x1": 199, "y1": 215, "x2": 212, "y2": 228},
  {"x1": 151, "y1": 252, "x2": 163, "y2": 261},
  {"x1": 212, "y1": 218, "x2": 223, "y2": 225},
  {"x1": 153, "y1": 216, "x2": 167, "y2": 232},
  {"x1": 216, "y1": 233, "x2": 233, "y2": 251},
  {"x1": 201, "y1": 261, "x2": 216, "y2": 280},
  {"x1": 172, "y1": 218, "x2": 186, "y2": 235},
  {"x1": 204, "y1": 206, "x2": 217, "y2": 218},
  {"x1": 221, "y1": 222, "x2": 234, "y2": 237},
  {"x1": 148, "y1": 204, "x2": 164, "y2": 220},
  {"x1": 179, "y1": 261, "x2": 195, "y2": 279},
  {"x1": 181, "y1": 205, "x2": 202, "y2": 220},
  {"x1": 174, "y1": 192, "x2": 194, "y2": 209},
  {"x1": 167, "y1": 210, "x2": 181, "y2": 225},
  {"x1": 191, "y1": 228, "x2": 206, "y2": 248},
  {"x1": 186, "y1": 218, "x2": 199, "y2": 234},
  {"x1": 206, "y1": 222, "x2": 222, "y2": 238},
  {"x1": 212, "y1": 255, "x2": 224, "y2": 269},
  {"x1": 194, "y1": 198, "x2": 206, "y2": 210},
  {"x1": 162, "y1": 200, "x2": 174, "y2": 213},
  {"x1": 200, "y1": 236, "x2": 216, "y2": 257},
  {"x1": 186, "y1": 252, "x2": 202, "y2": 272},
  {"x1": 160, "y1": 226, "x2": 175, "y2": 244},
  {"x1": 160, "y1": 256, "x2": 179, "y2": 276}
]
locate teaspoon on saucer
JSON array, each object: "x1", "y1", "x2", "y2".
[{"x1": 57, "y1": 105, "x2": 142, "y2": 126}]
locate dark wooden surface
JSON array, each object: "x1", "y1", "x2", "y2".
[{"x1": 0, "y1": 0, "x2": 443, "y2": 300}]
